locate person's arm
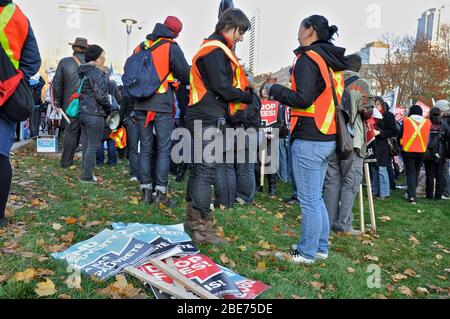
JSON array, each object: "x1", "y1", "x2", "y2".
[
  {"x1": 52, "y1": 60, "x2": 65, "y2": 109},
  {"x1": 379, "y1": 113, "x2": 397, "y2": 139},
  {"x1": 19, "y1": 21, "x2": 41, "y2": 79},
  {"x1": 170, "y1": 43, "x2": 191, "y2": 86},
  {"x1": 269, "y1": 55, "x2": 321, "y2": 108},
  {"x1": 200, "y1": 49, "x2": 252, "y2": 104}
]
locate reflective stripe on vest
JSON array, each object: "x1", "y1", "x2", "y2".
[
  {"x1": 289, "y1": 50, "x2": 344, "y2": 135},
  {"x1": 189, "y1": 40, "x2": 249, "y2": 115},
  {"x1": 0, "y1": 3, "x2": 28, "y2": 70},
  {"x1": 401, "y1": 117, "x2": 431, "y2": 153}
]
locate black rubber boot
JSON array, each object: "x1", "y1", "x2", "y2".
[
  {"x1": 268, "y1": 174, "x2": 277, "y2": 196},
  {"x1": 0, "y1": 218, "x2": 8, "y2": 229},
  {"x1": 141, "y1": 188, "x2": 154, "y2": 205},
  {"x1": 155, "y1": 190, "x2": 175, "y2": 209}
]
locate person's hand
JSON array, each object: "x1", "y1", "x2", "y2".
[
  {"x1": 374, "y1": 129, "x2": 381, "y2": 136},
  {"x1": 264, "y1": 83, "x2": 274, "y2": 96}
]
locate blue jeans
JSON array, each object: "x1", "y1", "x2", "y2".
[
  {"x1": 96, "y1": 139, "x2": 117, "y2": 165},
  {"x1": 236, "y1": 160, "x2": 256, "y2": 204},
  {"x1": 370, "y1": 164, "x2": 390, "y2": 197},
  {"x1": 289, "y1": 139, "x2": 297, "y2": 199},
  {"x1": 278, "y1": 137, "x2": 291, "y2": 182},
  {"x1": 125, "y1": 120, "x2": 140, "y2": 178},
  {"x1": 0, "y1": 112, "x2": 16, "y2": 158},
  {"x1": 291, "y1": 140, "x2": 336, "y2": 261},
  {"x1": 137, "y1": 111, "x2": 173, "y2": 193}
]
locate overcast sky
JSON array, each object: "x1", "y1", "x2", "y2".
[{"x1": 16, "y1": 0, "x2": 450, "y2": 74}]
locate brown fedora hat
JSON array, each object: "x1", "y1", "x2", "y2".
[{"x1": 68, "y1": 37, "x2": 89, "y2": 49}]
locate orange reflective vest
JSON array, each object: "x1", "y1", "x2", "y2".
[
  {"x1": 110, "y1": 127, "x2": 127, "y2": 149},
  {"x1": 189, "y1": 39, "x2": 249, "y2": 116},
  {"x1": 290, "y1": 50, "x2": 344, "y2": 135},
  {"x1": 401, "y1": 117, "x2": 431, "y2": 153},
  {"x1": 0, "y1": 3, "x2": 29, "y2": 69},
  {"x1": 134, "y1": 38, "x2": 176, "y2": 94}
]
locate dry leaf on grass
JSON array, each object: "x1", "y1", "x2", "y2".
[
  {"x1": 403, "y1": 269, "x2": 417, "y2": 277},
  {"x1": 313, "y1": 274, "x2": 321, "y2": 279},
  {"x1": 364, "y1": 255, "x2": 379, "y2": 262},
  {"x1": 65, "y1": 217, "x2": 77, "y2": 225},
  {"x1": 409, "y1": 236, "x2": 420, "y2": 245},
  {"x1": 5, "y1": 206, "x2": 14, "y2": 219},
  {"x1": 36, "y1": 269, "x2": 55, "y2": 277},
  {"x1": 310, "y1": 282, "x2": 325, "y2": 289},
  {"x1": 257, "y1": 262, "x2": 266, "y2": 272},
  {"x1": 416, "y1": 287, "x2": 429, "y2": 295},
  {"x1": 98, "y1": 274, "x2": 146, "y2": 299},
  {"x1": 84, "y1": 221, "x2": 103, "y2": 228},
  {"x1": 347, "y1": 267, "x2": 356, "y2": 273},
  {"x1": 398, "y1": 285, "x2": 413, "y2": 297},
  {"x1": 52, "y1": 223, "x2": 62, "y2": 231},
  {"x1": 436, "y1": 254, "x2": 443, "y2": 260},
  {"x1": 219, "y1": 254, "x2": 229, "y2": 265},
  {"x1": 379, "y1": 216, "x2": 391, "y2": 222},
  {"x1": 258, "y1": 240, "x2": 271, "y2": 250},
  {"x1": 0, "y1": 274, "x2": 8, "y2": 283},
  {"x1": 61, "y1": 231, "x2": 75, "y2": 243},
  {"x1": 129, "y1": 197, "x2": 139, "y2": 205},
  {"x1": 238, "y1": 245, "x2": 247, "y2": 252},
  {"x1": 275, "y1": 212, "x2": 285, "y2": 219},
  {"x1": 14, "y1": 268, "x2": 36, "y2": 283},
  {"x1": 20, "y1": 252, "x2": 36, "y2": 258},
  {"x1": 58, "y1": 294, "x2": 72, "y2": 299},
  {"x1": 391, "y1": 273, "x2": 408, "y2": 282},
  {"x1": 215, "y1": 227, "x2": 225, "y2": 238},
  {"x1": 436, "y1": 275, "x2": 447, "y2": 281},
  {"x1": 35, "y1": 279, "x2": 57, "y2": 297}
]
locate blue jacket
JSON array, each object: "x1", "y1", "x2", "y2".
[{"x1": 0, "y1": 0, "x2": 41, "y2": 79}]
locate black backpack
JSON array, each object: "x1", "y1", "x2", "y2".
[
  {"x1": 0, "y1": 44, "x2": 33, "y2": 121},
  {"x1": 424, "y1": 124, "x2": 445, "y2": 162}
]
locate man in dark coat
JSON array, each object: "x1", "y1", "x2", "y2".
[{"x1": 53, "y1": 37, "x2": 88, "y2": 168}]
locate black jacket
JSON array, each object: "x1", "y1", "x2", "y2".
[
  {"x1": 1, "y1": 0, "x2": 41, "y2": 79},
  {"x1": 270, "y1": 41, "x2": 347, "y2": 142},
  {"x1": 53, "y1": 52, "x2": 85, "y2": 111},
  {"x1": 375, "y1": 110, "x2": 397, "y2": 166},
  {"x1": 134, "y1": 23, "x2": 190, "y2": 114},
  {"x1": 185, "y1": 33, "x2": 253, "y2": 131},
  {"x1": 78, "y1": 63, "x2": 112, "y2": 117}
]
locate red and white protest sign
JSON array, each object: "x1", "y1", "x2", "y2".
[
  {"x1": 260, "y1": 100, "x2": 279, "y2": 127},
  {"x1": 138, "y1": 254, "x2": 240, "y2": 298}
]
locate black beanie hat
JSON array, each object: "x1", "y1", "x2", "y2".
[
  {"x1": 85, "y1": 45, "x2": 104, "y2": 63},
  {"x1": 409, "y1": 105, "x2": 423, "y2": 117}
]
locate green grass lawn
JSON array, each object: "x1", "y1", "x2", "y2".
[{"x1": 0, "y1": 144, "x2": 448, "y2": 299}]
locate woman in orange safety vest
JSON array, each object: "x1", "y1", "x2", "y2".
[{"x1": 264, "y1": 15, "x2": 348, "y2": 265}]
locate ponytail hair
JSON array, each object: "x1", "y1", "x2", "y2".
[{"x1": 302, "y1": 15, "x2": 339, "y2": 42}]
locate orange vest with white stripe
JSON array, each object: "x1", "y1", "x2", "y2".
[
  {"x1": 0, "y1": 3, "x2": 29, "y2": 69},
  {"x1": 401, "y1": 117, "x2": 431, "y2": 153},
  {"x1": 290, "y1": 50, "x2": 344, "y2": 135},
  {"x1": 134, "y1": 38, "x2": 175, "y2": 94},
  {"x1": 189, "y1": 39, "x2": 249, "y2": 116}
]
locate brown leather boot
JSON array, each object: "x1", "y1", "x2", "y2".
[
  {"x1": 191, "y1": 214, "x2": 226, "y2": 245},
  {"x1": 184, "y1": 202, "x2": 202, "y2": 233}
]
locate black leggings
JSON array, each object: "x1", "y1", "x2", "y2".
[{"x1": 0, "y1": 155, "x2": 12, "y2": 220}]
